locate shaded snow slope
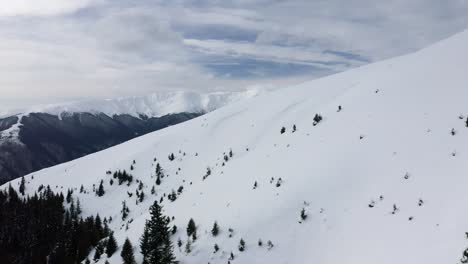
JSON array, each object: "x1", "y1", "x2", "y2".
[{"x1": 5, "y1": 30, "x2": 468, "y2": 264}]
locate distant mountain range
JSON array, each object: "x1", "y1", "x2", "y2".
[{"x1": 0, "y1": 90, "x2": 259, "y2": 184}]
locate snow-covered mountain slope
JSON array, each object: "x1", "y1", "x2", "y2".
[
  {"x1": 0, "y1": 90, "x2": 259, "y2": 183},
  {"x1": 0, "y1": 90, "x2": 260, "y2": 119},
  {"x1": 6, "y1": 30, "x2": 468, "y2": 264}
]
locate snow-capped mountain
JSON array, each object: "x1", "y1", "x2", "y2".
[
  {"x1": 0, "y1": 90, "x2": 261, "y2": 120},
  {"x1": 0, "y1": 90, "x2": 258, "y2": 183},
  {"x1": 5, "y1": 29, "x2": 468, "y2": 264}
]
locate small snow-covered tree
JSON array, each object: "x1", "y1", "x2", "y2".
[
  {"x1": 19, "y1": 176, "x2": 26, "y2": 195},
  {"x1": 97, "y1": 180, "x2": 105, "y2": 197},
  {"x1": 211, "y1": 221, "x2": 219, "y2": 237},
  {"x1": 187, "y1": 218, "x2": 197, "y2": 239},
  {"x1": 239, "y1": 239, "x2": 245, "y2": 252},
  {"x1": 300, "y1": 208, "x2": 307, "y2": 221}
]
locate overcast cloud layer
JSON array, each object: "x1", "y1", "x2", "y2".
[{"x1": 1, "y1": 0, "x2": 468, "y2": 109}]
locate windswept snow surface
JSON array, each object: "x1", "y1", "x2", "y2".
[{"x1": 5, "y1": 30, "x2": 468, "y2": 264}]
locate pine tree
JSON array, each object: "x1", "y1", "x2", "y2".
[
  {"x1": 185, "y1": 239, "x2": 191, "y2": 254},
  {"x1": 300, "y1": 208, "x2": 308, "y2": 221},
  {"x1": 106, "y1": 232, "x2": 118, "y2": 257},
  {"x1": 280, "y1": 126, "x2": 286, "y2": 134},
  {"x1": 121, "y1": 238, "x2": 136, "y2": 264},
  {"x1": 66, "y1": 189, "x2": 73, "y2": 203},
  {"x1": 121, "y1": 201, "x2": 129, "y2": 220},
  {"x1": 76, "y1": 199, "x2": 82, "y2": 215},
  {"x1": 156, "y1": 175, "x2": 161, "y2": 185},
  {"x1": 239, "y1": 238, "x2": 245, "y2": 252},
  {"x1": 140, "y1": 223, "x2": 151, "y2": 264},
  {"x1": 168, "y1": 153, "x2": 175, "y2": 161},
  {"x1": 141, "y1": 201, "x2": 176, "y2": 264},
  {"x1": 211, "y1": 221, "x2": 219, "y2": 237},
  {"x1": 97, "y1": 180, "x2": 105, "y2": 197},
  {"x1": 93, "y1": 244, "x2": 102, "y2": 261},
  {"x1": 187, "y1": 218, "x2": 197, "y2": 239},
  {"x1": 19, "y1": 176, "x2": 25, "y2": 195},
  {"x1": 214, "y1": 243, "x2": 219, "y2": 253},
  {"x1": 177, "y1": 239, "x2": 182, "y2": 248}
]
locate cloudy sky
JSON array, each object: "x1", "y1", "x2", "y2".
[{"x1": 1, "y1": 0, "x2": 468, "y2": 110}]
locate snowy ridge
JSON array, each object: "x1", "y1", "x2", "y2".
[
  {"x1": 5, "y1": 29, "x2": 468, "y2": 264},
  {"x1": 0, "y1": 114, "x2": 23, "y2": 145},
  {"x1": 0, "y1": 90, "x2": 261, "y2": 119}
]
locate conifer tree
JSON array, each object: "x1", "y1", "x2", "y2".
[
  {"x1": 140, "y1": 223, "x2": 151, "y2": 264},
  {"x1": 121, "y1": 201, "x2": 129, "y2": 220},
  {"x1": 97, "y1": 180, "x2": 105, "y2": 197},
  {"x1": 239, "y1": 238, "x2": 245, "y2": 252},
  {"x1": 187, "y1": 218, "x2": 197, "y2": 239},
  {"x1": 185, "y1": 239, "x2": 192, "y2": 254},
  {"x1": 156, "y1": 175, "x2": 161, "y2": 185},
  {"x1": 140, "y1": 201, "x2": 176, "y2": 264},
  {"x1": 66, "y1": 189, "x2": 73, "y2": 203},
  {"x1": 19, "y1": 176, "x2": 25, "y2": 195},
  {"x1": 211, "y1": 221, "x2": 219, "y2": 237},
  {"x1": 121, "y1": 238, "x2": 136, "y2": 264},
  {"x1": 106, "y1": 232, "x2": 118, "y2": 257},
  {"x1": 300, "y1": 208, "x2": 307, "y2": 221}
]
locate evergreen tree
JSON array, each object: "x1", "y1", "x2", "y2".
[
  {"x1": 19, "y1": 176, "x2": 26, "y2": 195},
  {"x1": 211, "y1": 221, "x2": 219, "y2": 237},
  {"x1": 239, "y1": 239, "x2": 245, "y2": 252},
  {"x1": 280, "y1": 126, "x2": 286, "y2": 134},
  {"x1": 185, "y1": 239, "x2": 191, "y2": 254},
  {"x1": 121, "y1": 201, "x2": 129, "y2": 220},
  {"x1": 300, "y1": 208, "x2": 307, "y2": 221},
  {"x1": 106, "y1": 232, "x2": 118, "y2": 257},
  {"x1": 97, "y1": 180, "x2": 105, "y2": 197},
  {"x1": 66, "y1": 189, "x2": 73, "y2": 203},
  {"x1": 187, "y1": 218, "x2": 197, "y2": 239},
  {"x1": 140, "y1": 201, "x2": 176, "y2": 264},
  {"x1": 168, "y1": 153, "x2": 175, "y2": 161},
  {"x1": 140, "y1": 223, "x2": 151, "y2": 264},
  {"x1": 121, "y1": 238, "x2": 136, "y2": 264},
  {"x1": 76, "y1": 199, "x2": 82, "y2": 215},
  {"x1": 156, "y1": 175, "x2": 161, "y2": 185},
  {"x1": 93, "y1": 244, "x2": 103, "y2": 261}
]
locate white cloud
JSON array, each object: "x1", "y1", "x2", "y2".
[
  {"x1": 0, "y1": 0, "x2": 99, "y2": 16},
  {"x1": 1, "y1": 0, "x2": 468, "y2": 109},
  {"x1": 183, "y1": 38, "x2": 360, "y2": 70}
]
